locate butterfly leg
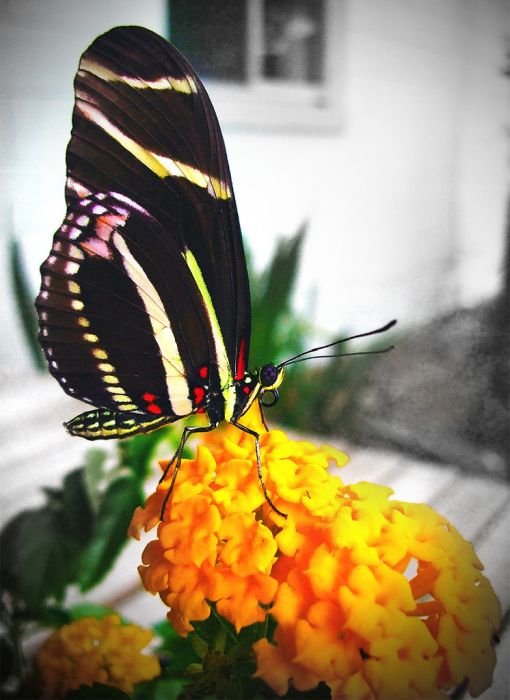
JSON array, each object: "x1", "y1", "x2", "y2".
[
  {"x1": 258, "y1": 402, "x2": 270, "y2": 432},
  {"x1": 159, "y1": 422, "x2": 218, "y2": 520},
  {"x1": 231, "y1": 421, "x2": 287, "y2": 519}
]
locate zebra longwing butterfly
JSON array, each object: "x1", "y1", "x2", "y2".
[{"x1": 36, "y1": 27, "x2": 395, "y2": 519}]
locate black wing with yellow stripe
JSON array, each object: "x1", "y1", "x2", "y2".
[{"x1": 36, "y1": 26, "x2": 251, "y2": 428}]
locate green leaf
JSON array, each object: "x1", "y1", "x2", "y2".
[
  {"x1": 61, "y1": 468, "x2": 95, "y2": 545},
  {"x1": 82, "y1": 449, "x2": 110, "y2": 512},
  {"x1": 133, "y1": 676, "x2": 185, "y2": 700},
  {"x1": 191, "y1": 634, "x2": 209, "y2": 659},
  {"x1": 9, "y1": 236, "x2": 45, "y2": 371},
  {"x1": 0, "y1": 464, "x2": 101, "y2": 615},
  {"x1": 249, "y1": 225, "x2": 306, "y2": 369},
  {"x1": 0, "y1": 444, "x2": 146, "y2": 615},
  {"x1": 35, "y1": 605, "x2": 72, "y2": 628},
  {"x1": 153, "y1": 620, "x2": 199, "y2": 672},
  {"x1": 118, "y1": 428, "x2": 171, "y2": 481},
  {"x1": 65, "y1": 682, "x2": 130, "y2": 698},
  {"x1": 78, "y1": 475, "x2": 143, "y2": 592},
  {"x1": 68, "y1": 602, "x2": 118, "y2": 621},
  {"x1": 0, "y1": 507, "x2": 82, "y2": 611}
]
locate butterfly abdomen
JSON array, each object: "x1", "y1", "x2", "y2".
[{"x1": 65, "y1": 408, "x2": 170, "y2": 440}]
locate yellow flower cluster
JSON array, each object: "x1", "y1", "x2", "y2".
[
  {"x1": 130, "y1": 406, "x2": 500, "y2": 699},
  {"x1": 34, "y1": 615, "x2": 160, "y2": 698}
]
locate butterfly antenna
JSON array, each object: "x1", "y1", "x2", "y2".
[
  {"x1": 283, "y1": 346, "x2": 394, "y2": 366},
  {"x1": 279, "y1": 319, "x2": 397, "y2": 368}
]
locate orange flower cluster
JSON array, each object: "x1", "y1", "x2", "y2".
[
  {"x1": 129, "y1": 408, "x2": 344, "y2": 635},
  {"x1": 129, "y1": 406, "x2": 500, "y2": 699},
  {"x1": 34, "y1": 615, "x2": 160, "y2": 698}
]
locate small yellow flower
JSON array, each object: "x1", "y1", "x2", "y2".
[
  {"x1": 130, "y1": 404, "x2": 501, "y2": 698},
  {"x1": 34, "y1": 615, "x2": 160, "y2": 698}
]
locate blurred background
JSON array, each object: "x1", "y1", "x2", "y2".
[{"x1": 0, "y1": 0, "x2": 508, "y2": 522}]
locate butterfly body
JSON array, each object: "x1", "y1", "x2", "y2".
[{"x1": 36, "y1": 27, "x2": 272, "y2": 434}]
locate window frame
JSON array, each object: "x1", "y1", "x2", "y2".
[{"x1": 169, "y1": 0, "x2": 345, "y2": 133}]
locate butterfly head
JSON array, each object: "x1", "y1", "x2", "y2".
[{"x1": 257, "y1": 363, "x2": 286, "y2": 407}]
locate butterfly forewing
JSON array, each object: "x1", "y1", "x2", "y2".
[
  {"x1": 72, "y1": 27, "x2": 249, "y2": 368},
  {"x1": 37, "y1": 26, "x2": 251, "y2": 424}
]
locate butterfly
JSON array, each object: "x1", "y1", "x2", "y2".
[{"x1": 36, "y1": 26, "x2": 395, "y2": 519}]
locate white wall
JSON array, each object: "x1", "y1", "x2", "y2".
[
  {"x1": 221, "y1": 0, "x2": 509, "y2": 332},
  {"x1": 1, "y1": 0, "x2": 508, "y2": 379}
]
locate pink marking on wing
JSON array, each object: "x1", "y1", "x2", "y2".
[
  {"x1": 67, "y1": 227, "x2": 81, "y2": 240},
  {"x1": 66, "y1": 177, "x2": 92, "y2": 198},
  {"x1": 80, "y1": 237, "x2": 112, "y2": 259},
  {"x1": 95, "y1": 213, "x2": 127, "y2": 240}
]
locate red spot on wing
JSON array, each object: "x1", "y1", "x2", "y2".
[
  {"x1": 147, "y1": 403, "x2": 162, "y2": 415},
  {"x1": 235, "y1": 338, "x2": 246, "y2": 380},
  {"x1": 143, "y1": 392, "x2": 156, "y2": 402},
  {"x1": 194, "y1": 387, "x2": 205, "y2": 404},
  {"x1": 199, "y1": 366, "x2": 208, "y2": 379},
  {"x1": 243, "y1": 385, "x2": 251, "y2": 394}
]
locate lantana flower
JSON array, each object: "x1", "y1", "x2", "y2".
[
  {"x1": 130, "y1": 406, "x2": 501, "y2": 698},
  {"x1": 34, "y1": 615, "x2": 160, "y2": 698}
]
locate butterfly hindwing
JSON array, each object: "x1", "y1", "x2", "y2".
[{"x1": 37, "y1": 191, "x2": 214, "y2": 418}]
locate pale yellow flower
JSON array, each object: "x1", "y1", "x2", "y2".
[{"x1": 34, "y1": 615, "x2": 160, "y2": 698}]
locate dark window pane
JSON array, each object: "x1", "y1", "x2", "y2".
[
  {"x1": 170, "y1": 0, "x2": 247, "y2": 82},
  {"x1": 263, "y1": 0, "x2": 324, "y2": 83}
]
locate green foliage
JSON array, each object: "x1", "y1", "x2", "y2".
[
  {"x1": 248, "y1": 223, "x2": 309, "y2": 369},
  {"x1": 247, "y1": 224, "x2": 395, "y2": 436},
  {"x1": 132, "y1": 609, "x2": 331, "y2": 699},
  {"x1": 132, "y1": 677, "x2": 185, "y2": 700},
  {"x1": 117, "y1": 427, "x2": 173, "y2": 482},
  {"x1": 0, "y1": 466, "x2": 95, "y2": 613},
  {"x1": 0, "y1": 426, "x2": 180, "y2": 621},
  {"x1": 9, "y1": 237, "x2": 45, "y2": 372},
  {"x1": 142, "y1": 606, "x2": 277, "y2": 700},
  {"x1": 153, "y1": 620, "x2": 201, "y2": 672},
  {"x1": 0, "y1": 423, "x2": 184, "y2": 699},
  {"x1": 78, "y1": 474, "x2": 143, "y2": 592}
]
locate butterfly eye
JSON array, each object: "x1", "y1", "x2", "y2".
[
  {"x1": 259, "y1": 363, "x2": 279, "y2": 387},
  {"x1": 260, "y1": 389, "x2": 279, "y2": 408}
]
